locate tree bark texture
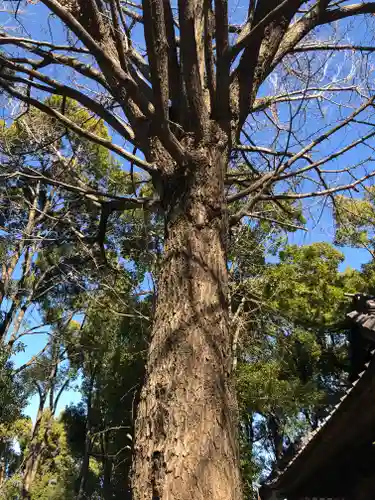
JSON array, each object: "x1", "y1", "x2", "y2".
[{"x1": 132, "y1": 142, "x2": 242, "y2": 499}]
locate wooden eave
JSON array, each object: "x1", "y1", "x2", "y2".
[
  {"x1": 265, "y1": 349, "x2": 375, "y2": 498},
  {"x1": 261, "y1": 297, "x2": 375, "y2": 499}
]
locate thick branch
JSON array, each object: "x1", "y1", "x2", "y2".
[
  {"x1": 163, "y1": 0, "x2": 183, "y2": 115},
  {"x1": 231, "y1": 0, "x2": 302, "y2": 132},
  {"x1": 324, "y1": 2, "x2": 375, "y2": 23},
  {"x1": 142, "y1": 0, "x2": 169, "y2": 123},
  {"x1": 0, "y1": 55, "x2": 136, "y2": 143},
  {"x1": 0, "y1": 169, "x2": 157, "y2": 211},
  {"x1": 272, "y1": 2, "x2": 375, "y2": 74},
  {"x1": 230, "y1": 0, "x2": 300, "y2": 60},
  {"x1": 41, "y1": 0, "x2": 153, "y2": 119},
  {"x1": 214, "y1": 0, "x2": 230, "y2": 123},
  {"x1": 0, "y1": 79, "x2": 156, "y2": 173},
  {"x1": 178, "y1": 0, "x2": 209, "y2": 137}
]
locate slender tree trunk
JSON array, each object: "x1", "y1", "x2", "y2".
[
  {"x1": 6, "y1": 305, "x2": 28, "y2": 347},
  {"x1": 77, "y1": 434, "x2": 91, "y2": 500},
  {"x1": 268, "y1": 415, "x2": 283, "y2": 465},
  {"x1": 22, "y1": 397, "x2": 46, "y2": 498},
  {"x1": 23, "y1": 415, "x2": 54, "y2": 498},
  {"x1": 103, "y1": 459, "x2": 112, "y2": 500},
  {"x1": 132, "y1": 144, "x2": 242, "y2": 499},
  {"x1": 102, "y1": 433, "x2": 112, "y2": 500},
  {"x1": 23, "y1": 446, "x2": 43, "y2": 498},
  {"x1": 77, "y1": 367, "x2": 96, "y2": 500},
  {"x1": 0, "y1": 463, "x2": 4, "y2": 486},
  {"x1": 0, "y1": 301, "x2": 17, "y2": 340},
  {"x1": 23, "y1": 337, "x2": 59, "y2": 498}
]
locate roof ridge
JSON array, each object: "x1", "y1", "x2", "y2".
[{"x1": 271, "y1": 347, "x2": 375, "y2": 482}]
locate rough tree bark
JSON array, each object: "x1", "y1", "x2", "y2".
[{"x1": 133, "y1": 135, "x2": 242, "y2": 499}]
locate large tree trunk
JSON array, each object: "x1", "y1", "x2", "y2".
[{"x1": 132, "y1": 144, "x2": 242, "y2": 499}]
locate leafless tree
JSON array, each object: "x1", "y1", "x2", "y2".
[{"x1": 1, "y1": 1, "x2": 375, "y2": 498}]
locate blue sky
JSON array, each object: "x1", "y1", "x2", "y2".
[{"x1": 1, "y1": 1, "x2": 375, "y2": 422}]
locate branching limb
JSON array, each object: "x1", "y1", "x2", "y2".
[
  {"x1": 0, "y1": 78, "x2": 156, "y2": 173},
  {"x1": 178, "y1": 0, "x2": 209, "y2": 137},
  {"x1": 0, "y1": 54, "x2": 136, "y2": 143},
  {"x1": 214, "y1": 0, "x2": 230, "y2": 124}
]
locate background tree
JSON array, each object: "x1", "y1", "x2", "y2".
[
  {"x1": 0, "y1": 96, "x2": 153, "y2": 497},
  {"x1": 235, "y1": 238, "x2": 370, "y2": 494},
  {"x1": 58, "y1": 267, "x2": 150, "y2": 500},
  {"x1": 21, "y1": 324, "x2": 72, "y2": 498},
  {"x1": 61, "y1": 292, "x2": 150, "y2": 500}
]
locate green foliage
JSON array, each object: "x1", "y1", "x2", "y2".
[
  {"x1": 234, "y1": 239, "x2": 370, "y2": 487},
  {"x1": 264, "y1": 242, "x2": 363, "y2": 326},
  {"x1": 0, "y1": 349, "x2": 27, "y2": 426},
  {"x1": 335, "y1": 191, "x2": 375, "y2": 249},
  {"x1": 0, "y1": 473, "x2": 23, "y2": 499},
  {"x1": 59, "y1": 281, "x2": 149, "y2": 499},
  {"x1": 0, "y1": 413, "x2": 76, "y2": 500},
  {"x1": 26, "y1": 412, "x2": 76, "y2": 500},
  {"x1": 2, "y1": 93, "x2": 375, "y2": 497}
]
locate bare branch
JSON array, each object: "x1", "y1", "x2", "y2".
[
  {"x1": 292, "y1": 43, "x2": 375, "y2": 53},
  {"x1": 142, "y1": 0, "x2": 169, "y2": 123},
  {"x1": 260, "y1": 169, "x2": 375, "y2": 201},
  {"x1": 233, "y1": 144, "x2": 312, "y2": 162},
  {"x1": 0, "y1": 169, "x2": 157, "y2": 211}
]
